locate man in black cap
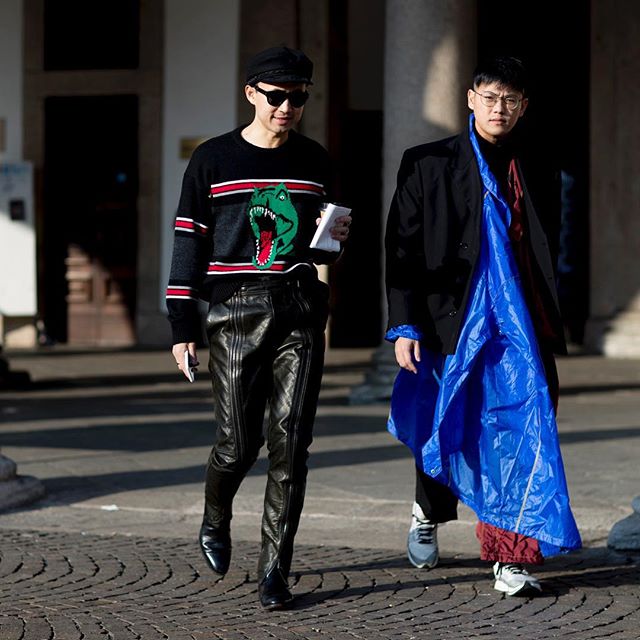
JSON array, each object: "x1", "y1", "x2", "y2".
[{"x1": 166, "y1": 46, "x2": 351, "y2": 610}]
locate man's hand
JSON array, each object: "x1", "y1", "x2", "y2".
[
  {"x1": 395, "y1": 337, "x2": 421, "y2": 374},
  {"x1": 329, "y1": 214, "x2": 352, "y2": 242},
  {"x1": 315, "y1": 213, "x2": 352, "y2": 243},
  {"x1": 172, "y1": 342, "x2": 199, "y2": 380}
]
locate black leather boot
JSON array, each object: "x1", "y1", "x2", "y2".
[
  {"x1": 258, "y1": 567, "x2": 293, "y2": 610},
  {"x1": 199, "y1": 521, "x2": 231, "y2": 575}
]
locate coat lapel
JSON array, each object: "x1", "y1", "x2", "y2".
[{"x1": 448, "y1": 132, "x2": 483, "y2": 226}]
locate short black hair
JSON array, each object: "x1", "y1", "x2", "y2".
[{"x1": 473, "y1": 56, "x2": 528, "y2": 96}]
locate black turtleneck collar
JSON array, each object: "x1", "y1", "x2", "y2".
[{"x1": 474, "y1": 125, "x2": 517, "y2": 193}]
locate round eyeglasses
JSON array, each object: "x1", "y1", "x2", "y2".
[{"x1": 472, "y1": 90, "x2": 522, "y2": 111}]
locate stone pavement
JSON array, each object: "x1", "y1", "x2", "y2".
[{"x1": 1, "y1": 347, "x2": 640, "y2": 639}]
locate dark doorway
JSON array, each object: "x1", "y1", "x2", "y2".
[
  {"x1": 327, "y1": 0, "x2": 384, "y2": 347},
  {"x1": 328, "y1": 110, "x2": 383, "y2": 347},
  {"x1": 43, "y1": 95, "x2": 139, "y2": 345},
  {"x1": 478, "y1": 2, "x2": 591, "y2": 343}
]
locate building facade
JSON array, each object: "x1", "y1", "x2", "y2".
[{"x1": 0, "y1": 0, "x2": 638, "y2": 356}]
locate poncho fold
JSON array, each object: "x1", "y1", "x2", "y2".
[{"x1": 388, "y1": 116, "x2": 581, "y2": 556}]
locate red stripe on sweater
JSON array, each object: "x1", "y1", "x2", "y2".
[
  {"x1": 175, "y1": 220, "x2": 207, "y2": 234},
  {"x1": 210, "y1": 181, "x2": 324, "y2": 196},
  {"x1": 166, "y1": 288, "x2": 196, "y2": 296},
  {"x1": 208, "y1": 264, "x2": 286, "y2": 273}
]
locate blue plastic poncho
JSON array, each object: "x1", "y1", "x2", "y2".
[{"x1": 388, "y1": 116, "x2": 581, "y2": 556}]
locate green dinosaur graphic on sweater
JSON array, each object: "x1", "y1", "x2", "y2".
[{"x1": 248, "y1": 184, "x2": 299, "y2": 269}]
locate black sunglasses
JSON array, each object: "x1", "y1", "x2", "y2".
[{"x1": 254, "y1": 86, "x2": 309, "y2": 108}]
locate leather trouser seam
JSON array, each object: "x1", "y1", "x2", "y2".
[
  {"x1": 229, "y1": 293, "x2": 246, "y2": 466},
  {"x1": 269, "y1": 284, "x2": 315, "y2": 576}
]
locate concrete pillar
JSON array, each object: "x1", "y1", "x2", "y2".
[
  {"x1": 381, "y1": 0, "x2": 477, "y2": 218},
  {"x1": 585, "y1": 1, "x2": 640, "y2": 357},
  {"x1": 591, "y1": 2, "x2": 640, "y2": 551},
  {"x1": 351, "y1": 0, "x2": 476, "y2": 402}
]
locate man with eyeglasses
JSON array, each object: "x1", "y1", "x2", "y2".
[
  {"x1": 385, "y1": 56, "x2": 580, "y2": 595},
  {"x1": 166, "y1": 46, "x2": 351, "y2": 610}
]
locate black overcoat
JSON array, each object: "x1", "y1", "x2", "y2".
[{"x1": 385, "y1": 128, "x2": 566, "y2": 355}]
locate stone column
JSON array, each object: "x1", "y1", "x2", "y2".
[
  {"x1": 585, "y1": 1, "x2": 640, "y2": 357},
  {"x1": 351, "y1": 0, "x2": 476, "y2": 402},
  {"x1": 591, "y1": 1, "x2": 640, "y2": 551}
]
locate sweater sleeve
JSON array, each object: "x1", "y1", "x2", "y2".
[{"x1": 166, "y1": 155, "x2": 213, "y2": 344}]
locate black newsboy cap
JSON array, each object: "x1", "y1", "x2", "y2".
[{"x1": 246, "y1": 46, "x2": 313, "y2": 86}]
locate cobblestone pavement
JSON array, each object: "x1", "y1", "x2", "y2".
[
  {"x1": 1, "y1": 529, "x2": 640, "y2": 640},
  {"x1": 2, "y1": 349, "x2": 640, "y2": 638}
]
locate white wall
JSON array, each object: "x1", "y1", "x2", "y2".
[
  {"x1": 0, "y1": 2, "x2": 36, "y2": 325},
  {"x1": 160, "y1": 0, "x2": 240, "y2": 305},
  {"x1": 0, "y1": 163, "x2": 35, "y2": 319},
  {"x1": 0, "y1": 0, "x2": 22, "y2": 161}
]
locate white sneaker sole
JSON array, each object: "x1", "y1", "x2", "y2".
[
  {"x1": 407, "y1": 550, "x2": 439, "y2": 569},
  {"x1": 494, "y1": 577, "x2": 542, "y2": 597}
]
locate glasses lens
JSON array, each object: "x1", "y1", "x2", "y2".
[
  {"x1": 260, "y1": 88, "x2": 309, "y2": 108},
  {"x1": 288, "y1": 90, "x2": 309, "y2": 108},
  {"x1": 480, "y1": 94, "x2": 497, "y2": 108},
  {"x1": 263, "y1": 90, "x2": 287, "y2": 107},
  {"x1": 505, "y1": 97, "x2": 519, "y2": 110},
  {"x1": 478, "y1": 92, "x2": 520, "y2": 111}
]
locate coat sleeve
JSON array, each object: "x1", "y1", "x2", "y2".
[{"x1": 385, "y1": 149, "x2": 427, "y2": 330}]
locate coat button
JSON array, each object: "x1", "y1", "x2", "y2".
[
  {"x1": 449, "y1": 310, "x2": 457, "y2": 317},
  {"x1": 459, "y1": 242, "x2": 469, "y2": 250}
]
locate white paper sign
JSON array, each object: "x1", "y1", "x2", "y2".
[
  {"x1": 0, "y1": 163, "x2": 36, "y2": 315},
  {"x1": 309, "y1": 203, "x2": 351, "y2": 252}
]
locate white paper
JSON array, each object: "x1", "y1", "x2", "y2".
[{"x1": 309, "y1": 203, "x2": 351, "y2": 252}]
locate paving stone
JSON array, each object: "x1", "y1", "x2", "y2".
[
  {"x1": 2, "y1": 350, "x2": 640, "y2": 638},
  {"x1": 1, "y1": 530, "x2": 639, "y2": 639}
]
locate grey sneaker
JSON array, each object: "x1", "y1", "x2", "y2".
[
  {"x1": 407, "y1": 502, "x2": 439, "y2": 569},
  {"x1": 493, "y1": 562, "x2": 542, "y2": 596}
]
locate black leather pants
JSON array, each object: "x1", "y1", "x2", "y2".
[{"x1": 204, "y1": 275, "x2": 328, "y2": 580}]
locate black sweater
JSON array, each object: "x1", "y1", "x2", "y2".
[{"x1": 166, "y1": 127, "x2": 334, "y2": 343}]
